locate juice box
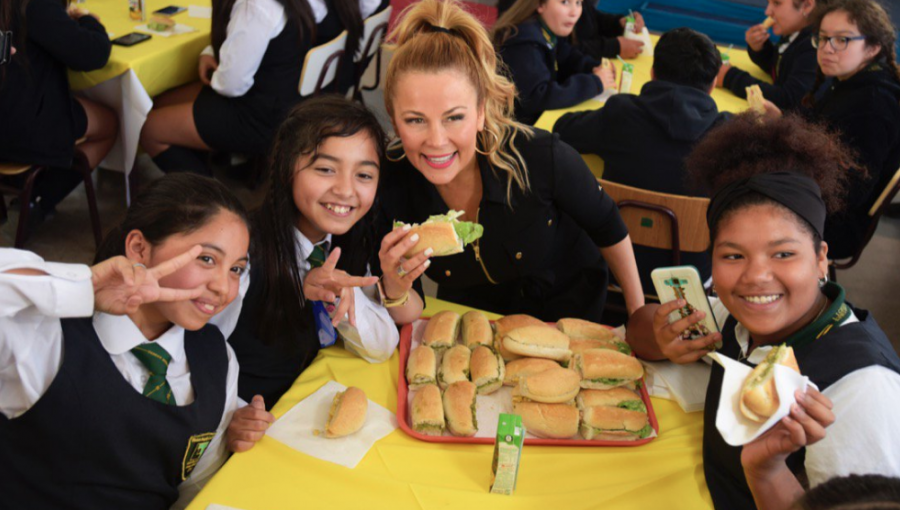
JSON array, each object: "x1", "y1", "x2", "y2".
[{"x1": 489, "y1": 413, "x2": 525, "y2": 495}]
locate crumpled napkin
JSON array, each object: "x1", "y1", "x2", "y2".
[
  {"x1": 707, "y1": 352, "x2": 816, "y2": 446},
  {"x1": 266, "y1": 380, "x2": 397, "y2": 468}
]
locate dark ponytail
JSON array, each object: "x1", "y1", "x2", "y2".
[
  {"x1": 94, "y1": 173, "x2": 250, "y2": 264},
  {"x1": 332, "y1": 0, "x2": 364, "y2": 64}
]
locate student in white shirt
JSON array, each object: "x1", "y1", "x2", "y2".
[
  {"x1": 138, "y1": 0, "x2": 384, "y2": 176},
  {"x1": 219, "y1": 96, "x2": 426, "y2": 414},
  {"x1": 0, "y1": 173, "x2": 266, "y2": 510}
]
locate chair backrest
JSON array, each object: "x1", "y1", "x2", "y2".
[
  {"x1": 600, "y1": 179, "x2": 711, "y2": 255},
  {"x1": 356, "y1": 6, "x2": 391, "y2": 62},
  {"x1": 869, "y1": 166, "x2": 900, "y2": 217},
  {"x1": 298, "y1": 31, "x2": 348, "y2": 96}
]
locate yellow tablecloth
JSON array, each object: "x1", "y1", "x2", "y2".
[
  {"x1": 69, "y1": 0, "x2": 211, "y2": 98},
  {"x1": 187, "y1": 299, "x2": 710, "y2": 510},
  {"x1": 534, "y1": 35, "x2": 773, "y2": 178}
]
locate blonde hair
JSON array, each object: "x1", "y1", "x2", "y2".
[
  {"x1": 384, "y1": 0, "x2": 532, "y2": 200},
  {"x1": 491, "y1": 0, "x2": 543, "y2": 47}
]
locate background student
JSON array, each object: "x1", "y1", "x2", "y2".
[
  {"x1": 554, "y1": 28, "x2": 730, "y2": 292},
  {"x1": 0, "y1": 174, "x2": 252, "y2": 510},
  {"x1": 492, "y1": 0, "x2": 616, "y2": 125},
  {"x1": 628, "y1": 113, "x2": 900, "y2": 510},
  {"x1": 0, "y1": 0, "x2": 117, "y2": 224},
  {"x1": 717, "y1": 0, "x2": 819, "y2": 111},
  {"x1": 219, "y1": 96, "x2": 424, "y2": 408},
  {"x1": 379, "y1": 0, "x2": 643, "y2": 323}
]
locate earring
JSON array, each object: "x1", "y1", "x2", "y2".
[
  {"x1": 385, "y1": 137, "x2": 407, "y2": 162},
  {"x1": 818, "y1": 276, "x2": 827, "y2": 288},
  {"x1": 475, "y1": 129, "x2": 500, "y2": 156}
]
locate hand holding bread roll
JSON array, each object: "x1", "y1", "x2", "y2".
[
  {"x1": 443, "y1": 381, "x2": 478, "y2": 437},
  {"x1": 503, "y1": 358, "x2": 560, "y2": 386},
  {"x1": 461, "y1": 310, "x2": 493, "y2": 349},
  {"x1": 517, "y1": 367, "x2": 581, "y2": 404},
  {"x1": 503, "y1": 326, "x2": 572, "y2": 362},
  {"x1": 325, "y1": 387, "x2": 368, "y2": 438},
  {"x1": 513, "y1": 401, "x2": 580, "y2": 439},
  {"x1": 762, "y1": 16, "x2": 776, "y2": 28},
  {"x1": 740, "y1": 345, "x2": 799, "y2": 423},
  {"x1": 470, "y1": 345, "x2": 505, "y2": 395},
  {"x1": 411, "y1": 384, "x2": 445, "y2": 436},
  {"x1": 746, "y1": 84, "x2": 766, "y2": 114},
  {"x1": 394, "y1": 210, "x2": 484, "y2": 258},
  {"x1": 406, "y1": 345, "x2": 437, "y2": 390},
  {"x1": 439, "y1": 344, "x2": 471, "y2": 389},
  {"x1": 574, "y1": 349, "x2": 644, "y2": 390},
  {"x1": 423, "y1": 310, "x2": 460, "y2": 352}
]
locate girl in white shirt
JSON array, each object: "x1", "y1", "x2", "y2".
[
  {"x1": 138, "y1": 0, "x2": 383, "y2": 176},
  {"x1": 0, "y1": 173, "x2": 264, "y2": 510},
  {"x1": 219, "y1": 96, "x2": 427, "y2": 411}
]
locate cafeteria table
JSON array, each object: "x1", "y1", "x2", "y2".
[
  {"x1": 67, "y1": 0, "x2": 212, "y2": 179},
  {"x1": 186, "y1": 299, "x2": 712, "y2": 510},
  {"x1": 534, "y1": 35, "x2": 773, "y2": 178}
]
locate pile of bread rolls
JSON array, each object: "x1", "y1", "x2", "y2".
[{"x1": 406, "y1": 312, "x2": 652, "y2": 441}]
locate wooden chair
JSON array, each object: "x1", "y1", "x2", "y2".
[
  {"x1": 829, "y1": 166, "x2": 900, "y2": 281},
  {"x1": 600, "y1": 179, "x2": 711, "y2": 305},
  {"x1": 298, "y1": 31, "x2": 348, "y2": 97},
  {"x1": 353, "y1": 6, "x2": 392, "y2": 103},
  {"x1": 0, "y1": 145, "x2": 102, "y2": 249}
]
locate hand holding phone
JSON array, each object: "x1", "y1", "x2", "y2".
[{"x1": 651, "y1": 266, "x2": 723, "y2": 361}]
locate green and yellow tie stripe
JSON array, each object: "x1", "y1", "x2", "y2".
[
  {"x1": 131, "y1": 343, "x2": 176, "y2": 405},
  {"x1": 307, "y1": 243, "x2": 328, "y2": 268}
]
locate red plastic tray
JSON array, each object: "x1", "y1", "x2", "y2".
[{"x1": 396, "y1": 318, "x2": 660, "y2": 446}]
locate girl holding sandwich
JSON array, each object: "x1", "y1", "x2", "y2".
[
  {"x1": 628, "y1": 113, "x2": 900, "y2": 510},
  {"x1": 218, "y1": 96, "x2": 426, "y2": 410},
  {"x1": 377, "y1": 0, "x2": 644, "y2": 323},
  {"x1": 0, "y1": 174, "x2": 261, "y2": 509}
]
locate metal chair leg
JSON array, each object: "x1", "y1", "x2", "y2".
[
  {"x1": 74, "y1": 151, "x2": 102, "y2": 248},
  {"x1": 14, "y1": 166, "x2": 43, "y2": 248}
]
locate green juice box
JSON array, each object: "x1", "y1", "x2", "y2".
[{"x1": 490, "y1": 413, "x2": 525, "y2": 495}]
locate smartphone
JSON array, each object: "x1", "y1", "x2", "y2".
[
  {"x1": 0, "y1": 31, "x2": 12, "y2": 66},
  {"x1": 651, "y1": 265, "x2": 722, "y2": 348},
  {"x1": 153, "y1": 5, "x2": 186, "y2": 15},
  {"x1": 111, "y1": 32, "x2": 152, "y2": 47}
]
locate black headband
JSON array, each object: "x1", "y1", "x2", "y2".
[
  {"x1": 429, "y1": 24, "x2": 454, "y2": 35},
  {"x1": 707, "y1": 172, "x2": 826, "y2": 240}
]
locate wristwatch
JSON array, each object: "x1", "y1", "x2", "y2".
[{"x1": 376, "y1": 277, "x2": 410, "y2": 308}]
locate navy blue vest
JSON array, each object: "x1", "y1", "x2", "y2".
[
  {"x1": 0, "y1": 318, "x2": 228, "y2": 510},
  {"x1": 703, "y1": 306, "x2": 900, "y2": 510}
]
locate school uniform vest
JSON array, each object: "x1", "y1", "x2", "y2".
[
  {"x1": 702, "y1": 304, "x2": 900, "y2": 510},
  {"x1": 227, "y1": 263, "x2": 320, "y2": 407},
  {"x1": 248, "y1": 21, "x2": 310, "y2": 109},
  {"x1": 0, "y1": 318, "x2": 228, "y2": 510}
]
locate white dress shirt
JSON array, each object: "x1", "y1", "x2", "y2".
[
  {"x1": 0, "y1": 248, "x2": 240, "y2": 510},
  {"x1": 201, "y1": 0, "x2": 383, "y2": 97}
]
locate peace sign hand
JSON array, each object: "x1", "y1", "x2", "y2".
[
  {"x1": 303, "y1": 247, "x2": 379, "y2": 327},
  {"x1": 91, "y1": 245, "x2": 205, "y2": 315}
]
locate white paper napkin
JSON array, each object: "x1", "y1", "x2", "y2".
[
  {"x1": 188, "y1": 5, "x2": 212, "y2": 18},
  {"x1": 134, "y1": 23, "x2": 197, "y2": 37},
  {"x1": 641, "y1": 359, "x2": 711, "y2": 413},
  {"x1": 266, "y1": 380, "x2": 398, "y2": 468},
  {"x1": 707, "y1": 352, "x2": 816, "y2": 446},
  {"x1": 206, "y1": 505, "x2": 246, "y2": 510}
]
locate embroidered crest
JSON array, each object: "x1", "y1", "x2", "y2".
[{"x1": 182, "y1": 432, "x2": 216, "y2": 480}]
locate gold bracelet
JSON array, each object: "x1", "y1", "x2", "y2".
[{"x1": 377, "y1": 278, "x2": 410, "y2": 308}]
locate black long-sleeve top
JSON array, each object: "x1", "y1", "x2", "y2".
[
  {"x1": 499, "y1": 18, "x2": 603, "y2": 125},
  {"x1": 722, "y1": 26, "x2": 816, "y2": 112},
  {"x1": 572, "y1": 8, "x2": 624, "y2": 60},
  {"x1": 0, "y1": 0, "x2": 111, "y2": 167},
  {"x1": 378, "y1": 130, "x2": 628, "y2": 322}
]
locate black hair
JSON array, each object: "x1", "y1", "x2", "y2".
[
  {"x1": 652, "y1": 27, "x2": 722, "y2": 91},
  {"x1": 794, "y1": 474, "x2": 900, "y2": 510},
  {"x1": 94, "y1": 173, "x2": 250, "y2": 263},
  {"x1": 250, "y1": 94, "x2": 387, "y2": 347}
]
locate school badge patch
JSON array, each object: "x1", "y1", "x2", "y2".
[{"x1": 182, "y1": 432, "x2": 216, "y2": 480}]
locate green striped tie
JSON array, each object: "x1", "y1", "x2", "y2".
[
  {"x1": 131, "y1": 343, "x2": 176, "y2": 405},
  {"x1": 307, "y1": 243, "x2": 328, "y2": 268}
]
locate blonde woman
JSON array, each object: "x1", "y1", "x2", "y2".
[
  {"x1": 376, "y1": 0, "x2": 644, "y2": 323},
  {"x1": 492, "y1": 0, "x2": 616, "y2": 124}
]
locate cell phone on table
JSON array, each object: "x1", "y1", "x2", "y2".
[
  {"x1": 651, "y1": 265, "x2": 722, "y2": 348},
  {"x1": 0, "y1": 31, "x2": 12, "y2": 66},
  {"x1": 153, "y1": 5, "x2": 186, "y2": 15},
  {"x1": 111, "y1": 32, "x2": 152, "y2": 47}
]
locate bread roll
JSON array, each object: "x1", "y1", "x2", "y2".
[
  {"x1": 746, "y1": 84, "x2": 766, "y2": 114},
  {"x1": 574, "y1": 349, "x2": 644, "y2": 390},
  {"x1": 403, "y1": 222, "x2": 462, "y2": 258},
  {"x1": 406, "y1": 345, "x2": 437, "y2": 390},
  {"x1": 556, "y1": 318, "x2": 617, "y2": 341},
  {"x1": 569, "y1": 337, "x2": 631, "y2": 356},
  {"x1": 470, "y1": 345, "x2": 505, "y2": 395},
  {"x1": 740, "y1": 345, "x2": 799, "y2": 423},
  {"x1": 577, "y1": 388, "x2": 645, "y2": 412},
  {"x1": 513, "y1": 401, "x2": 579, "y2": 439},
  {"x1": 423, "y1": 310, "x2": 460, "y2": 352},
  {"x1": 461, "y1": 311, "x2": 493, "y2": 349},
  {"x1": 580, "y1": 406, "x2": 650, "y2": 441},
  {"x1": 443, "y1": 381, "x2": 478, "y2": 437},
  {"x1": 503, "y1": 358, "x2": 560, "y2": 386},
  {"x1": 439, "y1": 344, "x2": 471, "y2": 389},
  {"x1": 518, "y1": 367, "x2": 581, "y2": 404},
  {"x1": 325, "y1": 387, "x2": 368, "y2": 438},
  {"x1": 762, "y1": 16, "x2": 776, "y2": 28},
  {"x1": 503, "y1": 326, "x2": 572, "y2": 362},
  {"x1": 411, "y1": 384, "x2": 445, "y2": 436},
  {"x1": 493, "y1": 314, "x2": 547, "y2": 361}
]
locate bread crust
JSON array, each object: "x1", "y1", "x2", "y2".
[
  {"x1": 740, "y1": 346, "x2": 799, "y2": 422},
  {"x1": 423, "y1": 310, "x2": 460, "y2": 351},
  {"x1": 576, "y1": 388, "x2": 641, "y2": 410},
  {"x1": 443, "y1": 381, "x2": 478, "y2": 437},
  {"x1": 519, "y1": 367, "x2": 581, "y2": 403},
  {"x1": 512, "y1": 401, "x2": 579, "y2": 439},
  {"x1": 470, "y1": 345, "x2": 505, "y2": 395},
  {"x1": 403, "y1": 222, "x2": 462, "y2": 258},
  {"x1": 461, "y1": 311, "x2": 493, "y2": 349},
  {"x1": 325, "y1": 387, "x2": 368, "y2": 438},
  {"x1": 580, "y1": 406, "x2": 648, "y2": 440},
  {"x1": 406, "y1": 345, "x2": 437, "y2": 390},
  {"x1": 503, "y1": 358, "x2": 560, "y2": 386},
  {"x1": 493, "y1": 315, "x2": 547, "y2": 361},
  {"x1": 762, "y1": 16, "x2": 776, "y2": 28},
  {"x1": 503, "y1": 326, "x2": 572, "y2": 362},
  {"x1": 411, "y1": 384, "x2": 445, "y2": 436},
  {"x1": 439, "y1": 344, "x2": 471, "y2": 389},
  {"x1": 556, "y1": 318, "x2": 616, "y2": 341},
  {"x1": 575, "y1": 349, "x2": 643, "y2": 389}
]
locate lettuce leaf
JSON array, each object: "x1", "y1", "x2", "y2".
[
  {"x1": 454, "y1": 222, "x2": 484, "y2": 245},
  {"x1": 615, "y1": 342, "x2": 632, "y2": 355},
  {"x1": 617, "y1": 400, "x2": 647, "y2": 413},
  {"x1": 636, "y1": 424, "x2": 653, "y2": 438}
]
